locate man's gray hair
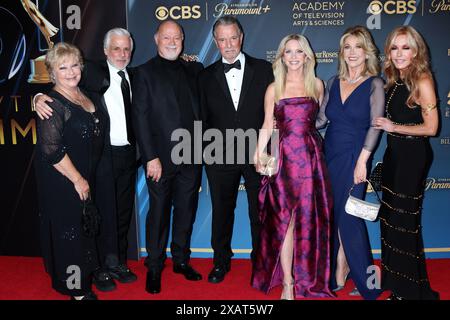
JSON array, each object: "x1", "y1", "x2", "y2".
[
  {"x1": 212, "y1": 15, "x2": 244, "y2": 38},
  {"x1": 103, "y1": 28, "x2": 133, "y2": 51}
]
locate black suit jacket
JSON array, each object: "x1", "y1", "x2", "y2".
[
  {"x1": 198, "y1": 53, "x2": 273, "y2": 164},
  {"x1": 79, "y1": 60, "x2": 136, "y2": 175},
  {"x1": 131, "y1": 56, "x2": 203, "y2": 174}
]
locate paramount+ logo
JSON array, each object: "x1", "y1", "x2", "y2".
[
  {"x1": 368, "y1": 0, "x2": 417, "y2": 14},
  {"x1": 155, "y1": 5, "x2": 201, "y2": 20}
]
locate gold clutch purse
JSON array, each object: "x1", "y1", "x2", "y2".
[{"x1": 259, "y1": 153, "x2": 278, "y2": 177}]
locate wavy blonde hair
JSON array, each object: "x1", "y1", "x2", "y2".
[
  {"x1": 338, "y1": 26, "x2": 380, "y2": 79},
  {"x1": 384, "y1": 26, "x2": 432, "y2": 107},
  {"x1": 273, "y1": 34, "x2": 318, "y2": 103}
]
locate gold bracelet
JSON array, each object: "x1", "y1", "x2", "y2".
[{"x1": 421, "y1": 104, "x2": 436, "y2": 113}]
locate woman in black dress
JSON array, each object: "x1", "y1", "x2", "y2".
[
  {"x1": 374, "y1": 26, "x2": 439, "y2": 300},
  {"x1": 35, "y1": 43, "x2": 105, "y2": 300}
]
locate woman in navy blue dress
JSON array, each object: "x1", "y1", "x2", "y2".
[{"x1": 316, "y1": 26, "x2": 384, "y2": 300}]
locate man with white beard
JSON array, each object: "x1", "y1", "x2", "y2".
[{"x1": 132, "y1": 20, "x2": 204, "y2": 294}]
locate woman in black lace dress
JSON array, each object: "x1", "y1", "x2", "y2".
[
  {"x1": 35, "y1": 43, "x2": 105, "y2": 300},
  {"x1": 374, "y1": 26, "x2": 439, "y2": 300}
]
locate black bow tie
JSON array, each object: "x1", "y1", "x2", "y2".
[{"x1": 223, "y1": 60, "x2": 241, "y2": 73}]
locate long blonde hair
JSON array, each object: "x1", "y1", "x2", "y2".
[
  {"x1": 384, "y1": 26, "x2": 432, "y2": 107},
  {"x1": 273, "y1": 34, "x2": 318, "y2": 103},
  {"x1": 338, "y1": 26, "x2": 380, "y2": 79}
]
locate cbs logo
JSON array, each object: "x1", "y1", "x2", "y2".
[
  {"x1": 155, "y1": 5, "x2": 201, "y2": 20},
  {"x1": 369, "y1": 0, "x2": 416, "y2": 15}
]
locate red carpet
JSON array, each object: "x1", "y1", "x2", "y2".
[{"x1": 0, "y1": 256, "x2": 448, "y2": 300}]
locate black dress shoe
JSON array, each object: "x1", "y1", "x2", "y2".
[
  {"x1": 208, "y1": 264, "x2": 230, "y2": 284},
  {"x1": 108, "y1": 264, "x2": 137, "y2": 283},
  {"x1": 70, "y1": 291, "x2": 98, "y2": 300},
  {"x1": 93, "y1": 270, "x2": 116, "y2": 292},
  {"x1": 145, "y1": 270, "x2": 161, "y2": 294},
  {"x1": 173, "y1": 263, "x2": 202, "y2": 281}
]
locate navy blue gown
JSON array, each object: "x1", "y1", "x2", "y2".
[{"x1": 317, "y1": 76, "x2": 384, "y2": 300}]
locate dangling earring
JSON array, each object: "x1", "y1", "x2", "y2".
[{"x1": 51, "y1": 74, "x2": 56, "y2": 83}]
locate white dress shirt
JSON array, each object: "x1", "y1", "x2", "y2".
[
  {"x1": 223, "y1": 52, "x2": 245, "y2": 111},
  {"x1": 104, "y1": 61, "x2": 132, "y2": 146}
]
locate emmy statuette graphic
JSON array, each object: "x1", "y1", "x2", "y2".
[{"x1": 20, "y1": 0, "x2": 59, "y2": 83}]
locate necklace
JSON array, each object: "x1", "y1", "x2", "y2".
[
  {"x1": 345, "y1": 75, "x2": 363, "y2": 84},
  {"x1": 56, "y1": 86, "x2": 86, "y2": 107}
]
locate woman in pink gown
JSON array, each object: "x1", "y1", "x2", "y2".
[{"x1": 251, "y1": 34, "x2": 334, "y2": 299}]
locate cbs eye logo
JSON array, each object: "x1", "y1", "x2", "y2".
[
  {"x1": 155, "y1": 5, "x2": 201, "y2": 20},
  {"x1": 369, "y1": 0, "x2": 416, "y2": 15}
]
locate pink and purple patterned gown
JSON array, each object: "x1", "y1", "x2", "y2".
[{"x1": 251, "y1": 97, "x2": 334, "y2": 298}]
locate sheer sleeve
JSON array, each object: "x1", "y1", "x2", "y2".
[
  {"x1": 37, "y1": 98, "x2": 69, "y2": 164},
  {"x1": 363, "y1": 77, "x2": 385, "y2": 152},
  {"x1": 316, "y1": 76, "x2": 336, "y2": 129}
]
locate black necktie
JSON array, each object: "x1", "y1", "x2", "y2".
[
  {"x1": 223, "y1": 60, "x2": 241, "y2": 73},
  {"x1": 117, "y1": 70, "x2": 134, "y2": 144}
]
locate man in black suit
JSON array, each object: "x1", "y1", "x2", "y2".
[
  {"x1": 34, "y1": 28, "x2": 138, "y2": 292},
  {"x1": 132, "y1": 20, "x2": 203, "y2": 294},
  {"x1": 198, "y1": 16, "x2": 273, "y2": 283}
]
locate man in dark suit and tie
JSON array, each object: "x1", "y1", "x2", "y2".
[
  {"x1": 198, "y1": 16, "x2": 273, "y2": 283},
  {"x1": 34, "y1": 28, "x2": 138, "y2": 292},
  {"x1": 132, "y1": 20, "x2": 203, "y2": 294}
]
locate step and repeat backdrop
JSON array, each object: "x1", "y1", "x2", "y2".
[{"x1": 1, "y1": 0, "x2": 449, "y2": 259}]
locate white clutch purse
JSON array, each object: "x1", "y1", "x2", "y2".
[{"x1": 345, "y1": 180, "x2": 380, "y2": 221}]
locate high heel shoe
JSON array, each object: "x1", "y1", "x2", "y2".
[
  {"x1": 332, "y1": 272, "x2": 349, "y2": 292},
  {"x1": 349, "y1": 287, "x2": 361, "y2": 296},
  {"x1": 280, "y1": 281, "x2": 295, "y2": 300},
  {"x1": 387, "y1": 293, "x2": 403, "y2": 300}
]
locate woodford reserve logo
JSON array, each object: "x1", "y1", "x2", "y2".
[{"x1": 292, "y1": 1, "x2": 345, "y2": 26}]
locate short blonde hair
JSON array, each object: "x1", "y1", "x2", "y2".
[
  {"x1": 272, "y1": 34, "x2": 318, "y2": 102},
  {"x1": 338, "y1": 26, "x2": 380, "y2": 79},
  {"x1": 45, "y1": 42, "x2": 83, "y2": 81}
]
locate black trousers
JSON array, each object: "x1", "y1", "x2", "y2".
[
  {"x1": 205, "y1": 164, "x2": 261, "y2": 266},
  {"x1": 110, "y1": 145, "x2": 137, "y2": 265},
  {"x1": 145, "y1": 164, "x2": 202, "y2": 271},
  {"x1": 95, "y1": 164, "x2": 119, "y2": 269}
]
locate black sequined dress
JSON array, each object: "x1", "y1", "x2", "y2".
[
  {"x1": 35, "y1": 90, "x2": 105, "y2": 296},
  {"x1": 379, "y1": 80, "x2": 439, "y2": 300}
]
